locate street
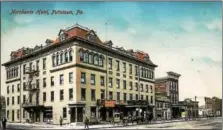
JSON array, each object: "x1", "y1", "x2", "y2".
[{"x1": 4, "y1": 117, "x2": 222, "y2": 129}]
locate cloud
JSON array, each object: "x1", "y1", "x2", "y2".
[
  {"x1": 13, "y1": 15, "x2": 35, "y2": 24},
  {"x1": 206, "y1": 19, "x2": 222, "y2": 31}
]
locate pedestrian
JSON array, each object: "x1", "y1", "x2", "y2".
[
  {"x1": 84, "y1": 117, "x2": 89, "y2": 129},
  {"x1": 1, "y1": 117, "x2": 7, "y2": 130},
  {"x1": 59, "y1": 116, "x2": 63, "y2": 127}
]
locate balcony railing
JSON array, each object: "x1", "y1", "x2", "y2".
[{"x1": 22, "y1": 102, "x2": 43, "y2": 108}]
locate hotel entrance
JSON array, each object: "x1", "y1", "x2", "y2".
[{"x1": 69, "y1": 103, "x2": 85, "y2": 123}]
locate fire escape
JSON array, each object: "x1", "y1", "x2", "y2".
[{"x1": 22, "y1": 65, "x2": 44, "y2": 122}]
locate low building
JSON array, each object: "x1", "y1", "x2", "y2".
[
  {"x1": 205, "y1": 97, "x2": 222, "y2": 116},
  {"x1": 179, "y1": 99, "x2": 199, "y2": 119}
]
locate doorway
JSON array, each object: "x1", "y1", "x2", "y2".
[
  {"x1": 77, "y1": 108, "x2": 83, "y2": 122},
  {"x1": 12, "y1": 110, "x2": 14, "y2": 121},
  {"x1": 70, "y1": 108, "x2": 76, "y2": 122}
]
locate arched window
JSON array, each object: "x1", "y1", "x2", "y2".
[
  {"x1": 60, "y1": 52, "x2": 64, "y2": 64},
  {"x1": 99, "y1": 55, "x2": 104, "y2": 67},
  {"x1": 52, "y1": 54, "x2": 56, "y2": 66},
  {"x1": 56, "y1": 53, "x2": 59, "y2": 65},
  {"x1": 69, "y1": 49, "x2": 73, "y2": 62},
  {"x1": 89, "y1": 52, "x2": 93, "y2": 64},
  {"x1": 79, "y1": 49, "x2": 84, "y2": 62},
  {"x1": 84, "y1": 51, "x2": 89, "y2": 63},
  {"x1": 65, "y1": 51, "x2": 68, "y2": 63},
  {"x1": 93, "y1": 54, "x2": 99, "y2": 65}
]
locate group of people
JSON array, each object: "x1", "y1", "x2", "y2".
[{"x1": 1, "y1": 117, "x2": 7, "y2": 130}]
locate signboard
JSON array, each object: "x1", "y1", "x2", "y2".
[
  {"x1": 155, "y1": 83, "x2": 167, "y2": 93},
  {"x1": 104, "y1": 100, "x2": 115, "y2": 107}
]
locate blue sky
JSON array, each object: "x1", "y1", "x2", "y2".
[{"x1": 1, "y1": 2, "x2": 222, "y2": 104}]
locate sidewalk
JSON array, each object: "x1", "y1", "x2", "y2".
[{"x1": 7, "y1": 117, "x2": 214, "y2": 129}]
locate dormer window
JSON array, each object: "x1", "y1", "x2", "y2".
[
  {"x1": 87, "y1": 31, "x2": 96, "y2": 42},
  {"x1": 60, "y1": 34, "x2": 66, "y2": 41}
]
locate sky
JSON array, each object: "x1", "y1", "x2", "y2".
[{"x1": 1, "y1": 2, "x2": 222, "y2": 105}]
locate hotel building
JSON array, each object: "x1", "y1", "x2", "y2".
[{"x1": 2, "y1": 24, "x2": 157, "y2": 124}]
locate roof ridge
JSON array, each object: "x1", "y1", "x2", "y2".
[{"x1": 65, "y1": 23, "x2": 91, "y2": 32}]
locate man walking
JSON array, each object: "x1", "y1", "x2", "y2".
[
  {"x1": 1, "y1": 117, "x2": 7, "y2": 130},
  {"x1": 84, "y1": 117, "x2": 89, "y2": 129},
  {"x1": 59, "y1": 116, "x2": 63, "y2": 127}
]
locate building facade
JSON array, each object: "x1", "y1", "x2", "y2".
[
  {"x1": 179, "y1": 99, "x2": 199, "y2": 119},
  {"x1": 2, "y1": 24, "x2": 157, "y2": 124},
  {"x1": 205, "y1": 97, "x2": 222, "y2": 116},
  {"x1": 0, "y1": 96, "x2": 6, "y2": 119},
  {"x1": 155, "y1": 71, "x2": 181, "y2": 119},
  {"x1": 155, "y1": 79, "x2": 171, "y2": 120}
]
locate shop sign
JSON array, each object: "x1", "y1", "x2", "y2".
[{"x1": 104, "y1": 100, "x2": 115, "y2": 107}]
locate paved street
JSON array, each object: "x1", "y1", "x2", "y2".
[{"x1": 3, "y1": 117, "x2": 222, "y2": 129}]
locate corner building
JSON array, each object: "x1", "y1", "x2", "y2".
[{"x1": 2, "y1": 24, "x2": 157, "y2": 124}]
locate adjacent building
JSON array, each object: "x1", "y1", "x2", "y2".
[
  {"x1": 2, "y1": 24, "x2": 158, "y2": 124},
  {"x1": 155, "y1": 71, "x2": 181, "y2": 119},
  {"x1": 179, "y1": 99, "x2": 199, "y2": 119},
  {"x1": 205, "y1": 97, "x2": 222, "y2": 116},
  {"x1": 0, "y1": 96, "x2": 6, "y2": 119},
  {"x1": 155, "y1": 78, "x2": 171, "y2": 120}
]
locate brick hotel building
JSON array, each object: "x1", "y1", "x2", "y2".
[{"x1": 2, "y1": 24, "x2": 157, "y2": 124}]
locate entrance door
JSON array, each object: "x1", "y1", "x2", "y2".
[
  {"x1": 77, "y1": 107, "x2": 83, "y2": 122},
  {"x1": 70, "y1": 108, "x2": 76, "y2": 122}
]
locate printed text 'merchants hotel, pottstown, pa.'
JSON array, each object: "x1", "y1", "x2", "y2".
[{"x1": 10, "y1": 9, "x2": 74, "y2": 15}]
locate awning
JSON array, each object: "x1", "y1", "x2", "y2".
[{"x1": 68, "y1": 102, "x2": 86, "y2": 108}]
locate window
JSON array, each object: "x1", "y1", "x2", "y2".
[
  {"x1": 17, "y1": 110, "x2": 20, "y2": 119},
  {"x1": 101, "y1": 90, "x2": 105, "y2": 100},
  {"x1": 43, "y1": 58, "x2": 46, "y2": 70},
  {"x1": 93, "y1": 54, "x2": 99, "y2": 65},
  {"x1": 109, "y1": 91, "x2": 113, "y2": 100},
  {"x1": 136, "y1": 94, "x2": 138, "y2": 100},
  {"x1": 141, "y1": 84, "x2": 143, "y2": 92},
  {"x1": 99, "y1": 55, "x2": 103, "y2": 67},
  {"x1": 56, "y1": 53, "x2": 59, "y2": 65},
  {"x1": 117, "y1": 92, "x2": 120, "y2": 101},
  {"x1": 129, "y1": 64, "x2": 132, "y2": 74},
  {"x1": 84, "y1": 52, "x2": 88, "y2": 63},
  {"x1": 146, "y1": 85, "x2": 149, "y2": 93},
  {"x1": 69, "y1": 72, "x2": 73, "y2": 84},
  {"x1": 51, "y1": 91, "x2": 54, "y2": 101},
  {"x1": 65, "y1": 51, "x2": 68, "y2": 63},
  {"x1": 43, "y1": 78, "x2": 46, "y2": 88},
  {"x1": 146, "y1": 95, "x2": 149, "y2": 101},
  {"x1": 36, "y1": 60, "x2": 39, "y2": 71},
  {"x1": 141, "y1": 95, "x2": 143, "y2": 100},
  {"x1": 60, "y1": 74, "x2": 64, "y2": 85},
  {"x1": 91, "y1": 74, "x2": 95, "y2": 85},
  {"x1": 69, "y1": 88, "x2": 73, "y2": 100},
  {"x1": 109, "y1": 78, "x2": 113, "y2": 88},
  {"x1": 135, "y1": 83, "x2": 138, "y2": 91},
  {"x1": 51, "y1": 76, "x2": 54, "y2": 86},
  {"x1": 23, "y1": 95, "x2": 26, "y2": 103},
  {"x1": 7, "y1": 110, "x2": 9, "y2": 119},
  {"x1": 129, "y1": 82, "x2": 133, "y2": 90},
  {"x1": 123, "y1": 62, "x2": 126, "y2": 73},
  {"x1": 89, "y1": 53, "x2": 93, "y2": 64},
  {"x1": 135, "y1": 66, "x2": 138, "y2": 76},
  {"x1": 60, "y1": 90, "x2": 64, "y2": 101},
  {"x1": 91, "y1": 107, "x2": 96, "y2": 117},
  {"x1": 123, "y1": 80, "x2": 126, "y2": 90},
  {"x1": 100, "y1": 76, "x2": 105, "y2": 86},
  {"x1": 151, "y1": 71, "x2": 154, "y2": 79},
  {"x1": 60, "y1": 53, "x2": 63, "y2": 64},
  {"x1": 116, "y1": 60, "x2": 120, "y2": 71},
  {"x1": 12, "y1": 97, "x2": 14, "y2": 105},
  {"x1": 81, "y1": 88, "x2": 86, "y2": 101},
  {"x1": 108, "y1": 58, "x2": 112, "y2": 69},
  {"x1": 23, "y1": 82, "x2": 26, "y2": 90},
  {"x1": 17, "y1": 84, "x2": 20, "y2": 92},
  {"x1": 29, "y1": 62, "x2": 32, "y2": 72},
  {"x1": 60, "y1": 34, "x2": 66, "y2": 41},
  {"x1": 43, "y1": 92, "x2": 46, "y2": 102},
  {"x1": 36, "y1": 79, "x2": 39, "y2": 88},
  {"x1": 7, "y1": 86, "x2": 9, "y2": 94},
  {"x1": 150, "y1": 96, "x2": 153, "y2": 104},
  {"x1": 63, "y1": 107, "x2": 67, "y2": 118},
  {"x1": 91, "y1": 89, "x2": 96, "y2": 101},
  {"x1": 81, "y1": 72, "x2": 86, "y2": 84},
  {"x1": 69, "y1": 50, "x2": 73, "y2": 62},
  {"x1": 17, "y1": 96, "x2": 20, "y2": 104},
  {"x1": 116, "y1": 79, "x2": 120, "y2": 89},
  {"x1": 79, "y1": 50, "x2": 84, "y2": 62},
  {"x1": 130, "y1": 94, "x2": 133, "y2": 100},
  {"x1": 7, "y1": 97, "x2": 9, "y2": 106},
  {"x1": 150, "y1": 85, "x2": 153, "y2": 93},
  {"x1": 52, "y1": 55, "x2": 56, "y2": 66},
  {"x1": 23, "y1": 110, "x2": 25, "y2": 118},
  {"x1": 123, "y1": 93, "x2": 127, "y2": 101}
]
